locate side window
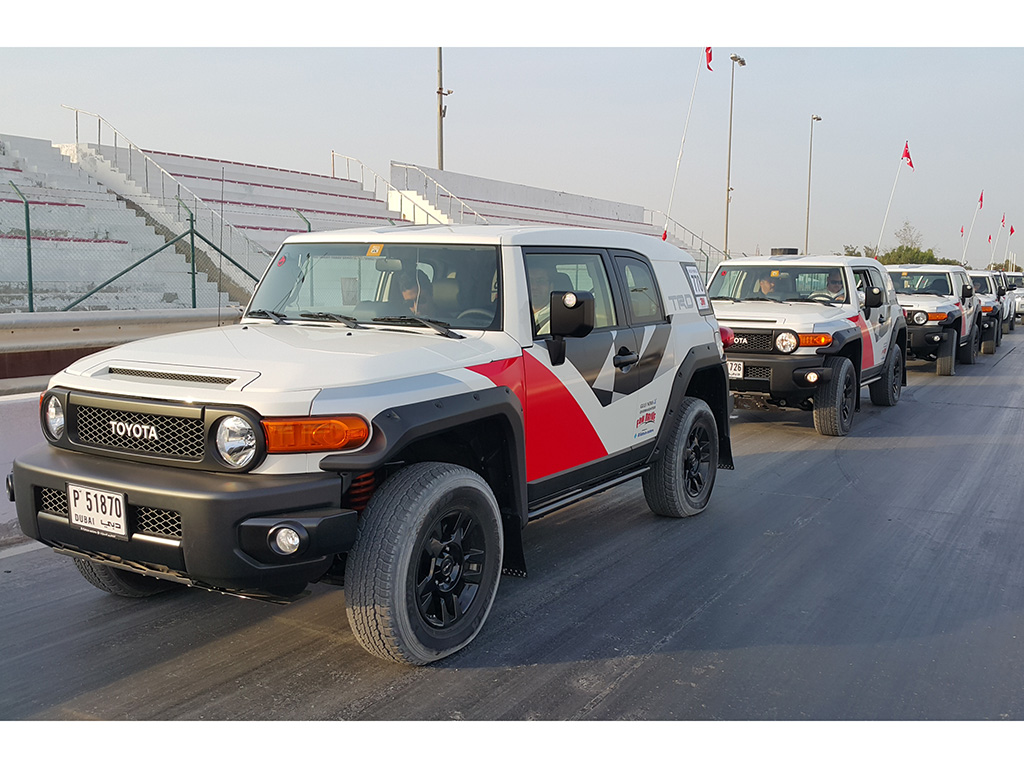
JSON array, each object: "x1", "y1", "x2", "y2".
[
  {"x1": 617, "y1": 257, "x2": 665, "y2": 324},
  {"x1": 524, "y1": 251, "x2": 617, "y2": 337}
]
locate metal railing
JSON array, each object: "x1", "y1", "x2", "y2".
[
  {"x1": 61, "y1": 106, "x2": 271, "y2": 284},
  {"x1": 390, "y1": 163, "x2": 489, "y2": 224},
  {"x1": 1, "y1": 183, "x2": 258, "y2": 312},
  {"x1": 645, "y1": 210, "x2": 728, "y2": 278},
  {"x1": 330, "y1": 152, "x2": 486, "y2": 225}
]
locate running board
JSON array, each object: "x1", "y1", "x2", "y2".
[{"x1": 527, "y1": 468, "x2": 649, "y2": 521}]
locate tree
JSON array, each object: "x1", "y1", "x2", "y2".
[
  {"x1": 878, "y1": 245, "x2": 960, "y2": 266},
  {"x1": 894, "y1": 220, "x2": 924, "y2": 250},
  {"x1": 843, "y1": 244, "x2": 879, "y2": 260}
]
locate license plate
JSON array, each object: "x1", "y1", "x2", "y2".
[
  {"x1": 67, "y1": 483, "x2": 129, "y2": 540},
  {"x1": 727, "y1": 361, "x2": 744, "y2": 379}
]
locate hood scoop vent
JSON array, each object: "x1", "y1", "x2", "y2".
[{"x1": 106, "y1": 367, "x2": 238, "y2": 386}]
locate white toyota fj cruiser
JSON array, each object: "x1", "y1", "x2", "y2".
[
  {"x1": 708, "y1": 255, "x2": 907, "y2": 436},
  {"x1": 968, "y1": 270, "x2": 1009, "y2": 354},
  {"x1": 8, "y1": 225, "x2": 734, "y2": 665},
  {"x1": 886, "y1": 264, "x2": 982, "y2": 375}
]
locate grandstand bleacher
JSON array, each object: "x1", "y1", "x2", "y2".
[{"x1": 1, "y1": 131, "x2": 724, "y2": 314}]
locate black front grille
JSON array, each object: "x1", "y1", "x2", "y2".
[
  {"x1": 730, "y1": 332, "x2": 775, "y2": 352},
  {"x1": 36, "y1": 486, "x2": 183, "y2": 540},
  {"x1": 744, "y1": 366, "x2": 772, "y2": 380},
  {"x1": 75, "y1": 405, "x2": 204, "y2": 460}
]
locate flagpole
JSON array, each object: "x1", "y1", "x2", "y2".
[
  {"x1": 875, "y1": 153, "x2": 905, "y2": 257},
  {"x1": 663, "y1": 48, "x2": 706, "y2": 239},
  {"x1": 963, "y1": 194, "x2": 982, "y2": 266},
  {"x1": 1004, "y1": 230, "x2": 1012, "y2": 268}
]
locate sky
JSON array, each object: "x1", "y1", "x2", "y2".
[{"x1": 4, "y1": 4, "x2": 1024, "y2": 268}]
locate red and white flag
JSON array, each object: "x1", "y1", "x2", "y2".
[
  {"x1": 1002, "y1": 214, "x2": 1006, "y2": 227},
  {"x1": 961, "y1": 226, "x2": 964, "y2": 237},
  {"x1": 979, "y1": 190, "x2": 984, "y2": 209},
  {"x1": 705, "y1": 47, "x2": 713, "y2": 71},
  {"x1": 1012, "y1": 226, "x2": 1016, "y2": 237},
  {"x1": 902, "y1": 142, "x2": 914, "y2": 170},
  {"x1": 989, "y1": 235, "x2": 993, "y2": 244}
]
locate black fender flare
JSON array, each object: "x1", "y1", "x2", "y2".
[{"x1": 647, "y1": 342, "x2": 734, "y2": 471}]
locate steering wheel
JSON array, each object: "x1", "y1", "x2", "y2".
[
  {"x1": 457, "y1": 308, "x2": 494, "y2": 322},
  {"x1": 807, "y1": 291, "x2": 837, "y2": 301}
]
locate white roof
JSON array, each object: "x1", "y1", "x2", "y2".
[
  {"x1": 281, "y1": 224, "x2": 697, "y2": 262},
  {"x1": 717, "y1": 254, "x2": 882, "y2": 270}
]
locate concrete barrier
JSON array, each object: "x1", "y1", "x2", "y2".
[{"x1": 0, "y1": 306, "x2": 243, "y2": 394}]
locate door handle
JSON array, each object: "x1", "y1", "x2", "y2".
[{"x1": 613, "y1": 348, "x2": 639, "y2": 369}]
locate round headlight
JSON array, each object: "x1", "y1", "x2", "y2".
[
  {"x1": 776, "y1": 332, "x2": 799, "y2": 353},
  {"x1": 43, "y1": 395, "x2": 65, "y2": 440},
  {"x1": 912, "y1": 310, "x2": 928, "y2": 325},
  {"x1": 215, "y1": 416, "x2": 257, "y2": 468}
]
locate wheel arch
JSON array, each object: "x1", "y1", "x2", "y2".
[{"x1": 649, "y1": 343, "x2": 734, "y2": 471}]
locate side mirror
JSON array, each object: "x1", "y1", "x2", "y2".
[
  {"x1": 997, "y1": 286, "x2": 1007, "y2": 297},
  {"x1": 962, "y1": 284, "x2": 974, "y2": 300},
  {"x1": 547, "y1": 291, "x2": 595, "y2": 366},
  {"x1": 1008, "y1": 285, "x2": 1018, "y2": 291},
  {"x1": 864, "y1": 286, "x2": 883, "y2": 309}
]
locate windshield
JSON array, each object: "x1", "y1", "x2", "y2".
[
  {"x1": 1006, "y1": 274, "x2": 1023, "y2": 288},
  {"x1": 708, "y1": 265, "x2": 850, "y2": 304},
  {"x1": 891, "y1": 272, "x2": 953, "y2": 296},
  {"x1": 248, "y1": 242, "x2": 501, "y2": 331},
  {"x1": 971, "y1": 275, "x2": 995, "y2": 294}
]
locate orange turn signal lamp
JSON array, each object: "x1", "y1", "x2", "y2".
[
  {"x1": 927, "y1": 312, "x2": 948, "y2": 321},
  {"x1": 798, "y1": 333, "x2": 833, "y2": 347},
  {"x1": 262, "y1": 416, "x2": 370, "y2": 454},
  {"x1": 981, "y1": 305, "x2": 995, "y2": 314}
]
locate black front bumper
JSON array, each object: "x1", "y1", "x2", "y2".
[
  {"x1": 727, "y1": 353, "x2": 833, "y2": 402},
  {"x1": 10, "y1": 445, "x2": 357, "y2": 597},
  {"x1": 907, "y1": 325, "x2": 953, "y2": 355}
]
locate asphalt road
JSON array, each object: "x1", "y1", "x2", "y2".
[{"x1": 4, "y1": 337, "x2": 1024, "y2": 722}]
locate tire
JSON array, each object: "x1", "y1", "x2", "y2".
[
  {"x1": 936, "y1": 332, "x2": 956, "y2": 376},
  {"x1": 344, "y1": 462, "x2": 503, "y2": 665},
  {"x1": 73, "y1": 557, "x2": 180, "y2": 597},
  {"x1": 813, "y1": 356, "x2": 857, "y2": 436},
  {"x1": 869, "y1": 344, "x2": 903, "y2": 406},
  {"x1": 642, "y1": 397, "x2": 719, "y2": 518},
  {"x1": 958, "y1": 325, "x2": 978, "y2": 365},
  {"x1": 996, "y1": 317, "x2": 1003, "y2": 347}
]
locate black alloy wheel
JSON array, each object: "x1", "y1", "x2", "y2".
[
  {"x1": 683, "y1": 421, "x2": 713, "y2": 499},
  {"x1": 416, "y1": 509, "x2": 487, "y2": 630}
]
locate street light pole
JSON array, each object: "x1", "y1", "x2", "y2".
[
  {"x1": 805, "y1": 114, "x2": 822, "y2": 255},
  {"x1": 437, "y1": 48, "x2": 453, "y2": 171},
  {"x1": 724, "y1": 53, "x2": 746, "y2": 257}
]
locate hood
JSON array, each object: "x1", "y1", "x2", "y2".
[
  {"x1": 712, "y1": 299, "x2": 853, "y2": 329},
  {"x1": 895, "y1": 293, "x2": 960, "y2": 312},
  {"x1": 60, "y1": 322, "x2": 515, "y2": 395}
]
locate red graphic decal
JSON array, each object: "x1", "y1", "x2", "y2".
[
  {"x1": 467, "y1": 357, "x2": 526, "y2": 409},
  {"x1": 470, "y1": 354, "x2": 608, "y2": 481},
  {"x1": 847, "y1": 315, "x2": 875, "y2": 369},
  {"x1": 277, "y1": 255, "x2": 287, "y2": 267}
]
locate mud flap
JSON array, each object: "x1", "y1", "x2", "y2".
[{"x1": 500, "y1": 512, "x2": 528, "y2": 578}]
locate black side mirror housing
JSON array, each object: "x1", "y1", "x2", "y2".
[
  {"x1": 864, "y1": 286, "x2": 883, "y2": 309},
  {"x1": 547, "y1": 291, "x2": 595, "y2": 366},
  {"x1": 997, "y1": 286, "x2": 1007, "y2": 297},
  {"x1": 962, "y1": 284, "x2": 974, "y2": 300}
]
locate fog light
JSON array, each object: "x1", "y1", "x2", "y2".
[
  {"x1": 270, "y1": 525, "x2": 303, "y2": 556},
  {"x1": 806, "y1": 371, "x2": 819, "y2": 384}
]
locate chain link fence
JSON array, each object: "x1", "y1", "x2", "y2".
[{"x1": 0, "y1": 179, "x2": 260, "y2": 313}]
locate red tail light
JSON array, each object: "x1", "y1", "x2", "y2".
[{"x1": 719, "y1": 325, "x2": 736, "y2": 348}]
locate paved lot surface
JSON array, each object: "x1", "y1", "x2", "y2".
[{"x1": 3, "y1": 337, "x2": 1024, "y2": 722}]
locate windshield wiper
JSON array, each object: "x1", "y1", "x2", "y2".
[
  {"x1": 791, "y1": 297, "x2": 836, "y2": 306},
  {"x1": 300, "y1": 312, "x2": 362, "y2": 328},
  {"x1": 372, "y1": 315, "x2": 465, "y2": 339},
  {"x1": 743, "y1": 296, "x2": 785, "y2": 304},
  {"x1": 245, "y1": 308, "x2": 287, "y2": 324},
  {"x1": 709, "y1": 295, "x2": 740, "y2": 302}
]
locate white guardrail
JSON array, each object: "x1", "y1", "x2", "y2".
[{"x1": 0, "y1": 307, "x2": 243, "y2": 395}]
